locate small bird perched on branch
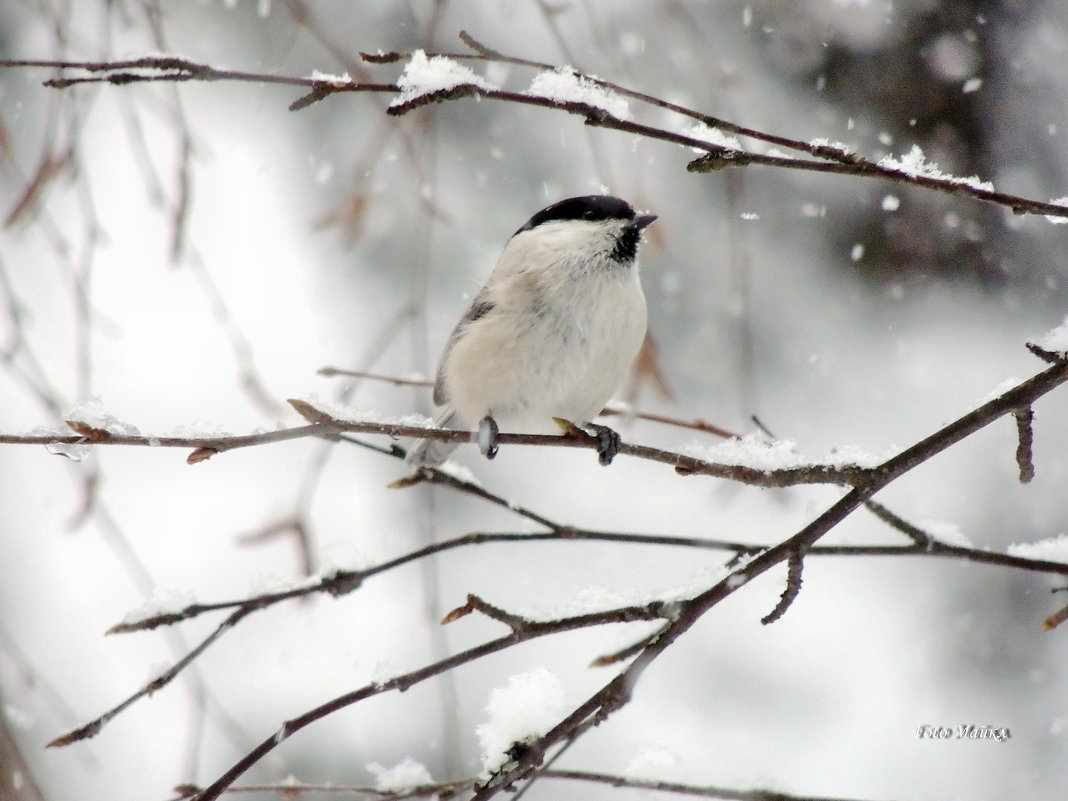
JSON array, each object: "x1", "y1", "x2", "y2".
[{"x1": 407, "y1": 194, "x2": 656, "y2": 468}]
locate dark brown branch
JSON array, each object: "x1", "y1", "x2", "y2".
[
  {"x1": 178, "y1": 769, "x2": 884, "y2": 801},
  {"x1": 25, "y1": 360, "x2": 1068, "y2": 749},
  {"x1": 1026, "y1": 342, "x2": 1068, "y2": 364},
  {"x1": 49, "y1": 605, "x2": 257, "y2": 747},
  {"x1": 761, "y1": 550, "x2": 804, "y2": 625},
  {"x1": 4, "y1": 49, "x2": 1068, "y2": 220},
  {"x1": 103, "y1": 524, "x2": 1068, "y2": 637},
  {"x1": 862, "y1": 499, "x2": 935, "y2": 548},
  {"x1": 542, "y1": 769, "x2": 887, "y2": 801},
  {"x1": 467, "y1": 360, "x2": 1068, "y2": 798},
  {"x1": 188, "y1": 602, "x2": 673, "y2": 801},
  {"x1": 1014, "y1": 406, "x2": 1036, "y2": 484},
  {"x1": 0, "y1": 401, "x2": 867, "y2": 487}
]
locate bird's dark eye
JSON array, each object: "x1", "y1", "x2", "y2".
[{"x1": 582, "y1": 210, "x2": 597, "y2": 220}]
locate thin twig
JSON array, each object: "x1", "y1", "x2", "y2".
[{"x1": 761, "y1": 549, "x2": 804, "y2": 625}]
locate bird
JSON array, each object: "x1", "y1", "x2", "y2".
[{"x1": 406, "y1": 194, "x2": 656, "y2": 468}]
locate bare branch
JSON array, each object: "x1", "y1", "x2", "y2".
[
  {"x1": 176, "y1": 769, "x2": 884, "y2": 801},
  {"x1": 1014, "y1": 406, "x2": 1036, "y2": 484},
  {"x1": 761, "y1": 550, "x2": 804, "y2": 625},
  {"x1": 186, "y1": 599, "x2": 673, "y2": 801}
]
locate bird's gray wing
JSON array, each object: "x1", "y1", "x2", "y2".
[{"x1": 432, "y1": 289, "x2": 496, "y2": 405}]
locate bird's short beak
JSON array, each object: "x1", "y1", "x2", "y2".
[{"x1": 634, "y1": 213, "x2": 657, "y2": 230}]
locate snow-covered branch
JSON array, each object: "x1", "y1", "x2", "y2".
[{"x1": 4, "y1": 31, "x2": 1068, "y2": 221}]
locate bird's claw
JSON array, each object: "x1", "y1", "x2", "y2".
[
  {"x1": 553, "y1": 418, "x2": 621, "y2": 466},
  {"x1": 478, "y1": 415, "x2": 500, "y2": 459},
  {"x1": 587, "y1": 422, "x2": 621, "y2": 466}
]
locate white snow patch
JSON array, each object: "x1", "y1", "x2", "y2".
[
  {"x1": 1007, "y1": 533, "x2": 1068, "y2": 563},
  {"x1": 1044, "y1": 197, "x2": 1068, "y2": 225},
  {"x1": 1034, "y1": 316, "x2": 1068, "y2": 355},
  {"x1": 308, "y1": 68, "x2": 351, "y2": 83},
  {"x1": 366, "y1": 757, "x2": 433, "y2": 792},
  {"x1": 121, "y1": 587, "x2": 197, "y2": 626},
  {"x1": 850, "y1": 243, "x2": 865, "y2": 261},
  {"x1": 477, "y1": 668, "x2": 568, "y2": 777},
  {"x1": 65, "y1": 396, "x2": 141, "y2": 435},
  {"x1": 317, "y1": 540, "x2": 374, "y2": 574},
  {"x1": 246, "y1": 572, "x2": 322, "y2": 597},
  {"x1": 821, "y1": 443, "x2": 895, "y2": 468},
  {"x1": 525, "y1": 67, "x2": 629, "y2": 119},
  {"x1": 878, "y1": 144, "x2": 994, "y2": 191},
  {"x1": 882, "y1": 194, "x2": 900, "y2": 211},
  {"x1": 684, "y1": 121, "x2": 742, "y2": 152},
  {"x1": 918, "y1": 519, "x2": 972, "y2": 548},
  {"x1": 625, "y1": 748, "x2": 681, "y2": 779},
  {"x1": 809, "y1": 137, "x2": 855, "y2": 156},
  {"x1": 45, "y1": 396, "x2": 142, "y2": 460},
  {"x1": 298, "y1": 394, "x2": 435, "y2": 428},
  {"x1": 682, "y1": 434, "x2": 890, "y2": 473},
  {"x1": 390, "y1": 50, "x2": 497, "y2": 109},
  {"x1": 740, "y1": 212, "x2": 761, "y2": 221},
  {"x1": 962, "y1": 77, "x2": 983, "y2": 93},
  {"x1": 971, "y1": 377, "x2": 1022, "y2": 409},
  {"x1": 434, "y1": 460, "x2": 483, "y2": 487}
]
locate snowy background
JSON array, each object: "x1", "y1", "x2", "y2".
[{"x1": 2, "y1": 1, "x2": 1068, "y2": 799}]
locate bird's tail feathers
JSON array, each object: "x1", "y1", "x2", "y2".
[{"x1": 406, "y1": 407, "x2": 460, "y2": 467}]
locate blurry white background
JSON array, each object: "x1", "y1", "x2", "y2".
[{"x1": 2, "y1": 1, "x2": 1068, "y2": 799}]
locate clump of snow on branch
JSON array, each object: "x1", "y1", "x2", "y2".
[
  {"x1": 525, "y1": 67, "x2": 630, "y2": 119},
  {"x1": 308, "y1": 68, "x2": 351, "y2": 83},
  {"x1": 517, "y1": 560, "x2": 754, "y2": 622},
  {"x1": 1044, "y1": 197, "x2": 1068, "y2": 225},
  {"x1": 121, "y1": 587, "x2": 197, "y2": 626},
  {"x1": 917, "y1": 519, "x2": 972, "y2": 548},
  {"x1": 878, "y1": 145, "x2": 994, "y2": 191},
  {"x1": 298, "y1": 394, "x2": 435, "y2": 428},
  {"x1": 366, "y1": 757, "x2": 433, "y2": 792},
  {"x1": 682, "y1": 434, "x2": 891, "y2": 472},
  {"x1": 434, "y1": 460, "x2": 483, "y2": 487},
  {"x1": 1034, "y1": 316, "x2": 1068, "y2": 355},
  {"x1": 476, "y1": 668, "x2": 567, "y2": 777},
  {"x1": 684, "y1": 121, "x2": 742, "y2": 152},
  {"x1": 809, "y1": 137, "x2": 855, "y2": 156},
  {"x1": 968, "y1": 377, "x2": 1023, "y2": 411},
  {"x1": 1007, "y1": 533, "x2": 1068, "y2": 564},
  {"x1": 66, "y1": 396, "x2": 141, "y2": 436},
  {"x1": 43, "y1": 396, "x2": 142, "y2": 461},
  {"x1": 389, "y1": 50, "x2": 497, "y2": 109},
  {"x1": 625, "y1": 748, "x2": 683, "y2": 779}
]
